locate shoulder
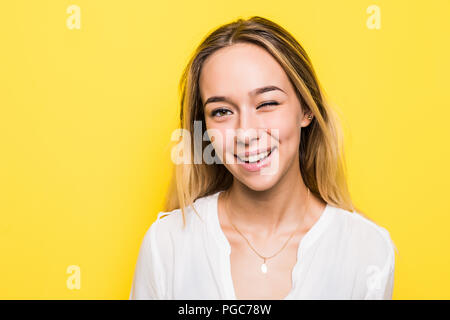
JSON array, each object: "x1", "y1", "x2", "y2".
[
  {"x1": 332, "y1": 207, "x2": 397, "y2": 299},
  {"x1": 154, "y1": 194, "x2": 213, "y2": 231},
  {"x1": 144, "y1": 194, "x2": 214, "y2": 248},
  {"x1": 140, "y1": 194, "x2": 215, "y2": 271},
  {"x1": 329, "y1": 206, "x2": 397, "y2": 270}
]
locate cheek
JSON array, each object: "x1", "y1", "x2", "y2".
[
  {"x1": 281, "y1": 121, "x2": 300, "y2": 142},
  {"x1": 206, "y1": 127, "x2": 234, "y2": 160},
  {"x1": 273, "y1": 121, "x2": 301, "y2": 162},
  {"x1": 266, "y1": 111, "x2": 300, "y2": 145}
]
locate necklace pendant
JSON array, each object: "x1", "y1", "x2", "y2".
[{"x1": 261, "y1": 263, "x2": 268, "y2": 274}]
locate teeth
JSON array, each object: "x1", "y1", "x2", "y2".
[{"x1": 239, "y1": 151, "x2": 270, "y2": 163}]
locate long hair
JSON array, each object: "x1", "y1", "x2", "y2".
[{"x1": 163, "y1": 16, "x2": 370, "y2": 227}]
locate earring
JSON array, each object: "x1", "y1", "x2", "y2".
[{"x1": 308, "y1": 115, "x2": 313, "y2": 120}]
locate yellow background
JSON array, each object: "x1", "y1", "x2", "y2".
[{"x1": 1, "y1": 0, "x2": 449, "y2": 299}]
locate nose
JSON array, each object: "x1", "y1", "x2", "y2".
[
  {"x1": 236, "y1": 107, "x2": 262, "y2": 149},
  {"x1": 235, "y1": 107, "x2": 260, "y2": 146}
]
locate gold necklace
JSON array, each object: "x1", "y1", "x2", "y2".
[{"x1": 224, "y1": 188, "x2": 311, "y2": 274}]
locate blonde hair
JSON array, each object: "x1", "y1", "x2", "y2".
[{"x1": 164, "y1": 16, "x2": 371, "y2": 227}]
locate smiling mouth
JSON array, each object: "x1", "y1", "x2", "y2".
[{"x1": 234, "y1": 147, "x2": 276, "y2": 164}]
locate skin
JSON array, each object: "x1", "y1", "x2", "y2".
[{"x1": 199, "y1": 42, "x2": 327, "y2": 300}]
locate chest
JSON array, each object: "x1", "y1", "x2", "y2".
[{"x1": 226, "y1": 232, "x2": 305, "y2": 300}]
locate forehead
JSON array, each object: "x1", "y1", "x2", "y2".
[{"x1": 199, "y1": 42, "x2": 290, "y2": 100}]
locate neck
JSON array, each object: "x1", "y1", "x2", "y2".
[{"x1": 224, "y1": 159, "x2": 312, "y2": 238}]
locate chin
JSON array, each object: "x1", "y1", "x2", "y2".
[
  {"x1": 244, "y1": 182, "x2": 276, "y2": 192},
  {"x1": 232, "y1": 169, "x2": 281, "y2": 192}
]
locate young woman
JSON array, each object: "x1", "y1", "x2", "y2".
[{"x1": 130, "y1": 16, "x2": 397, "y2": 300}]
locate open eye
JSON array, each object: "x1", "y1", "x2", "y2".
[{"x1": 211, "y1": 108, "x2": 232, "y2": 118}]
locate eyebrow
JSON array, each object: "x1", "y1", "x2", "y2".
[{"x1": 203, "y1": 85, "x2": 286, "y2": 108}]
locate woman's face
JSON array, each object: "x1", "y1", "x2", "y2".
[{"x1": 199, "y1": 42, "x2": 312, "y2": 191}]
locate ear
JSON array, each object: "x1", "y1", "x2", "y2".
[{"x1": 300, "y1": 112, "x2": 314, "y2": 127}]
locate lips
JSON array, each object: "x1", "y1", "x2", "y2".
[
  {"x1": 236, "y1": 147, "x2": 273, "y2": 158},
  {"x1": 233, "y1": 146, "x2": 277, "y2": 162},
  {"x1": 234, "y1": 146, "x2": 277, "y2": 172},
  {"x1": 236, "y1": 149, "x2": 272, "y2": 163}
]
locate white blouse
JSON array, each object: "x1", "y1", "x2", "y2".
[{"x1": 129, "y1": 190, "x2": 396, "y2": 300}]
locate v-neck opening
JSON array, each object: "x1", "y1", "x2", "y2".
[{"x1": 209, "y1": 190, "x2": 333, "y2": 300}]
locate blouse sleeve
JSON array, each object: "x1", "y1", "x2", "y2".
[
  {"x1": 363, "y1": 229, "x2": 396, "y2": 300},
  {"x1": 129, "y1": 220, "x2": 165, "y2": 300}
]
